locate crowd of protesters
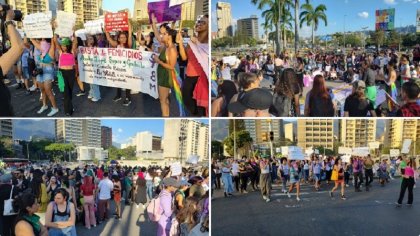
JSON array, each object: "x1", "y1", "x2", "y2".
[
  {"x1": 0, "y1": 161, "x2": 209, "y2": 236},
  {"x1": 212, "y1": 154, "x2": 418, "y2": 205},
  {"x1": 211, "y1": 46, "x2": 420, "y2": 117},
  {"x1": 0, "y1": 11, "x2": 209, "y2": 117}
]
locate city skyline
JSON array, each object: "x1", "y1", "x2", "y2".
[{"x1": 212, "y1": 0, "x2": 419, "y2": 38}]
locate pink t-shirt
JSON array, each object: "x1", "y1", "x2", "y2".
[{"x1": 405, "y1": 166, "x2": 414, "y2": 177}]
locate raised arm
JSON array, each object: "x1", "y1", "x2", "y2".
[
  {"x1": 30, "y1": 39, "x2": 42, "y2": 51},
  {"x1": 72, "y1": 29, "x2": 78, "y2": 55},
  {"x1": 151, "y1": 13, "x2": 163, "y2": 44},
  {"x1": 52, "y1": 34, "x2": 61, "y2": 54},
  {"x1": 0, "y1": 9, "x2": 24, "y2": 76},
  {"x1": 176, "y1": 25, "x2": 187, "y2": 61},
  {"x1": 127, "y1": 21, "x2": 133, "y2": 49},
  {"x1": 105, "y1": 31, "x2": 118, "y2": 48}
]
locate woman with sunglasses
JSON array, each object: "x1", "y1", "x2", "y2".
[{"x1": 177, "y1": 15, "x2": 209, "y2": 116}]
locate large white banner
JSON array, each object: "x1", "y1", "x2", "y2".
[
  {"x1": 56, "y1": 11, "x2": 77, "y2": 37},
  {"x1": 22, "y1": 12, "x2": 53, "y2": 38},
  {"x1": 84, "y1": 19, "x2": 105, "y2": 35},
  {"x1": 338, "y1": 147, "x2": 353, "y2": 155},
  {"x1": 352, "y1": 147, "x2": 370, "y2": 157},
  {"x1": 77, "y1": 47, "x2": 159, "y2": 99},
  {"x1": 401, "y1": 139, "x2": 412, "y2": 154},
  {"x1": 223, "y1": 56, "x2": 238, "y2": 66}
]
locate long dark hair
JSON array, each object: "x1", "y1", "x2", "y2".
[
  {"x1": 309, "y1": 75, "x2": 333, "y2": 115},
  {"x1": 117, "y1": 31, "x2": 129, "y2": 48},
  {"x1": 146, "y1": 32, "x2": 155, "y2": 50},
  {"x1": 13, "y1": 193, "x2": 37, "y2": 226},
  {"x1": 30, "y1": 169, "x2": 43, "y2": 200},
  {"x1": 274, "y1": 68, "x2": 298, "y2": 98},
  {"x1": 217, "y1": 80, "x2": 237, "y2": 103}
]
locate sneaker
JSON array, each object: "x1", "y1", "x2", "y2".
[
  {"x1": 4, "y1": 79, "x2": 10, "y2": 84},
  {"x1": 37, "y1": 105, "x2": 48, "y2": 114},
  {"x1": 329, "y1": 191, "x2": 333, "y2": 198},
  {"x1": 88, "y1": 95, "x2": 93, "y2": 99},
  {"x1": 341, "y1": 195, "x2": 346, "y2": 200},
  {"x1": 29, "y1": 85, "x2": 36, "y2": 91},
  {"x1": 76, "y1": 91, "x2": 86, "y2": 96},
  {"x1": 262, "y1": 195, "x2": 267, "y2": 200},
  {"x1": 113, "y1": 96, "x2": 122, "y2": 102},
  {"x1": 122, "y1": 99, "x2": 131, "y2": 106},
  {"x1": 47, "y1": 108, "x2": 59, "y2": 117},
  {"x1": 296, "y1": 197, "x2": 301, "y2": 201},
  {"x1": 406, "y1": 203, "x2": 413, "y2": 207},
  {"x1": 243, "y1": 190, "x2": 248, "y2": 194},
  {"x1": 287, "y1": 192, "x2": 291, "y2": 198},
  {"x1": 91, "y1": 98, "x2": 100, "y2": 102},
  {"x1": 395, "y1": 202, "x2": 402, "y2": 207},
  {"x1": 265, "y1": 198, "x2": 270, "y2": 202},
  {"x1": 345, "y1": 184, "x2": 349, "y2": 187},
  {"x1": 25, "y1": 90, "x2": 31, "y2": 95}
]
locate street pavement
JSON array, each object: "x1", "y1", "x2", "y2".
[
  {"x1": 37, "y1": 200, "x2": 156, "y2": 236},
  {"x1": 212, "y1": 178, "x2": 420, "y2": 236},
  {"x1": 5, "y1": 75, "x2": 180, "y2": 117}
]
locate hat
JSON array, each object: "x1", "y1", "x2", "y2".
[
  {"x1": 162, "y1": 178, "x2": 180, "y2": 188},
  {"x1": 228, "y1": 88, "x2": 273, "y2": 114},
  {"x1": 0, "y1": 173, "x2": 12, "y2": 184},
  {"x1": 353, "y1": 80, "x2": 365, "y2": 90},
  {"x1": 60, "y1": 38, "x2": 72, "y2": 46},
  {"x1": 179, "y1": 179, "x2": 191, "y2": 187}
]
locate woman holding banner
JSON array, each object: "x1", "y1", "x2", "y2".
[
  {"x1": 105, "y1": 21, "x2": 133, "y2": 106},
  {"x1": 152, "y1": 23, "x2": 180, "y2": 117},
  {"x1": 86, "y1": 35, "x2": 101, "y2": 102},
  {"x1": 52, "y1": 29, "x2": 78, "y2": 116},
  {"x1": 177, "y1": 15, "x2": 209, "y2": 117},
  {"x1": 30, "y1": 36, "x2": 59, "y2": 117}
]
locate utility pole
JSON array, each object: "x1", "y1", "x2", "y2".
[
  {"x1": 233, "y1": 119, "x2": 237, "y2": 159},
  {"x1": 268, "y1": 119, "x2": 273, "y2": 157},
  {"x1": 343, "y1": 15, "x2": 347, "y2": 51}
]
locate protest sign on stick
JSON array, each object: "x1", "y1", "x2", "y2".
[
  {"x1": 171, "y1": 162, "x2": 182, "y2": 176},
  {"x1": 148, "y1": 0, "x2": 181, "y2": 23},
  {"x1": 23, "y1": 12, "x2": 53, "y2": 38},
  {"x1": 105, "y1": 12, "x2": 129, "y2": 32},
  {"x1": 84, "y1": 19, "x2": 105, "y2": 35},
  {"x1": 55, "y1": 11, "x2": 77, "y2": 37},
  {"x1": 77, "y1": 47, "x2": 159, "y2": 99}
]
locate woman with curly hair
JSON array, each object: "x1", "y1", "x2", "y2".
[
  {"x1": 13, "y1": 192, "x2": 48, "y2": 236},
  {"x1": 172, "y1": 197, "x2": 201, "y2": 236}
]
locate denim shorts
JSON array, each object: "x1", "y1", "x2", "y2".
[
  {"x1": 22, "y1": 66, "x2": 30, "y2": 79},
  {"x1": 314, "y1": 174, "x2": 321, "y2": 181},
  {"x1": 36, "y1": 64, "x2": 54, "y2": 83}
]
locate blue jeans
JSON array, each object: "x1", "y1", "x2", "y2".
[
  {"x1": 221, "y1": 173, "x2": 234, "y2": 194},
  {"x1": 146, "y1": 180, "x2": 153, "y2": 200},
  {"x1": 89, "y1": 84, "x2": 101, "y2": 99},
  {"x1": 36, "y1": 64, "x2": 54, "y2": 83}
]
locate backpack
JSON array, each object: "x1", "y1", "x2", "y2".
[{"x1": 147, "y1": 191, "x2": 167, "y2": 222}]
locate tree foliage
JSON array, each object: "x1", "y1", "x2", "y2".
[
  {"x1": 0, "y1": 137, "x2": 13, "y2": 157},
  {"x1": 223, "y1": 130, "x2": 253, "y2": 157},
  {"x1": 45, "y1": 143, "x2": 75, "y2": 162}
]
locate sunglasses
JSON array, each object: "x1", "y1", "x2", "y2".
[{"x1": 196, "y1": 20, "x2": 206, "y2": 25}]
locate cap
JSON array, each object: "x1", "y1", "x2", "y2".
[
  {"x1": 353, "y1": 80, "x2": 365, "y2": 90},
  {"x1": 162, "y1": 178, "x2": 180, "y2": 188},
  {"x1": 60, "y1": 38, "x2": 72, "y2": 46},
  {"x1": 179, "y1": 179, "x2": 191, "y2": 187},
  {"x1": 228, "y1": 88, "x2": 273, "y2": 114}
]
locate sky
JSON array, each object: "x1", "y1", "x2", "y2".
[
  {"x1": 212, "y1": 0, "x2": 420, "y2": 37},
  {"x1": 103, "y1": 0, "x2": 135, "y2": 13},
  {"x1": 12, "y1": 119, "x2": 208, "y2": 145}
]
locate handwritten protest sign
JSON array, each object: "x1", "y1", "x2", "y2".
[
  {"x1": 105, "y1": 12, "x2": 129, "y2": 32},
  {"x1": 22, "y1": 12, "x2": 53, "y2": 38},
  {"x1": 352, "y1": 147, "x2": 370, "y2": 157},
  {"x1": 401, "y1": 139, "x2": 412, "y2": 154},
  {"x1": 223, "y1": 56, "x2": 238, "y2": 66},
  {"x1": 390, "y1": 149, "x2": 400, "y2": 157},
  {"x1": 338, "y1": 147, "x2": 352, "y2": 155},
  {"x1": 75, "y1": 29, "x2": 87, "y2": 41},
  {"x1": 186, "y1": 155, "x2": 199, "y2": 164},
  {"x1": 170, "y1": 162, "x2": 182, "y2": 176},
  {"x1": 77, "y1": 47, "x2": 159, "y2": 99},
  {"x1": 169, "y1": 0, "x2": 193, "y2": 7},
  {"x1": 55, "y1": 11, "x2": 77, "y2": 37},
  {"x1": 148, "y1": 0, "x2": 182, "y2": 23},
  {"x1": 84, "y1": 19, "x2": 104, "y2": 35}
]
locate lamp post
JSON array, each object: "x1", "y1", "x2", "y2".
[
  {"x1": 178, "y1": 127, "x2": 187, "y2": 165},
  {"x1": 343, "y1": 15, "x2": 347, "y2": 50}
]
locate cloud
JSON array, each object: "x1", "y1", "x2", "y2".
[
  {"x1": 118, "y1": 128, "x2": 123, "y2": 133},
  {"x1": 384, "y1": 0, "x2": 397, "y2": 4},
  {"x1": 358, "y1": 12, "x2": 369, "y2": 18}
]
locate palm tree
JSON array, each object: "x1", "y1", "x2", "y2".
[
  {"x1": 280, "y1": 10, "x2": 293, "y2": 49},
  {"x1": 299, "y1": 3, "x2": 327, "y2": 49}
]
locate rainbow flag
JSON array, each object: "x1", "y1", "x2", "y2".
[{"x1": 170, "y1": 65, "x2": 186, "y2": 116}]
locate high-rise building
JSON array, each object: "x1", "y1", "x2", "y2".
[
  {"x1": 133, "y1": 0, "x2": 148, "y2": 21},
  {"x1": 195, "y1": 0, "x2": 208, "y2": 17},
  {"x1": 163, "y1": 120, "x2": 208, "y2": 165},
  {"x1": 8, "y1": 0, "x2": 49, "y2": 16},
  {"x1": 181, "y1": 0, "x2": 195, "y2": 21},
  {"x1": 58, "y1": 0, "x2": 99, "y2": 24},
  {"x1": 339, "y1": 120, "x2": 376, "y2": 148},
  {"x1": 216, "y1": 2, "x2": 232, "y2": 38},
  {"x1": 284, "y1": 123, "x2": 294, "y2": 142},
  {"x1": 55, "y1": 120, "x2": 101, "y2": 147},
  {"x1": 134, "y1": 131, "x2": 153, "y2": 155},
  {"x1": 244, "y1": 120, "x2": 283, "y2": 144},
  {"x1": 101, "y1": 126, "x2": 112, "y2": 149},
  {"x1": 0, "y1": 120, "x2": 13, "y2": 139},
  {"x1": 384, "y1": 119, "x2": 419, "y2": 149},
  {"x1": 152, "y1": 136, "x2": 162, "y2": 151},
  {"x1": 297, "y1": 120, "x2": 334, "y2": 150},
  {"x1": 237, "y1": 15, "x2": 259, "y2": 39}
]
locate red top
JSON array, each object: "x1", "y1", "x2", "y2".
[
  {"x1": 97, "y1": 169, "x2": 103, "y2": 180},
  {"x1": 80, "y1": 184, "x2": 96, "y2": 196}
]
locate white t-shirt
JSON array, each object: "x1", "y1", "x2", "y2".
[
  {"x1": 231, "y1": 163, "x2": 239, "y2": 176},
  {"x1": 98, "y1": 178, "x2": 114, "y2": 200},
  {"x1": 145, "y1": 173, "x2": 153, "y2": 181}
]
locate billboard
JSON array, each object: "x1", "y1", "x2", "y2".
[
  {"x1": 417, "y1": 9, "x2": 420, "y2": 33},
  {"x1": 375, "y1": 8, "x2": 395, "y2": 31}
]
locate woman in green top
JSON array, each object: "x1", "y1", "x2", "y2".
[
  {"x1": 174, "y1": 180, "x2": 190, "y2": 213},
  {"x1": 152, "y1": 15, "x2": 179, "y2": 117},
  {"x1": 13, "y1": 192, "x2": 48, "y2": 236}
]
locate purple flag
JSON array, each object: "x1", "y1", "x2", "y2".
[{"x1": 148, "y1": 0, "x2": 181, "y2": 23}]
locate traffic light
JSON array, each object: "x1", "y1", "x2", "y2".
[
  {"x1": 262, "y1": 132, "x2": 268, "y2": 142},
  {"x1": 269, "y1": 131, "x2": 274, "y2": 141}
]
